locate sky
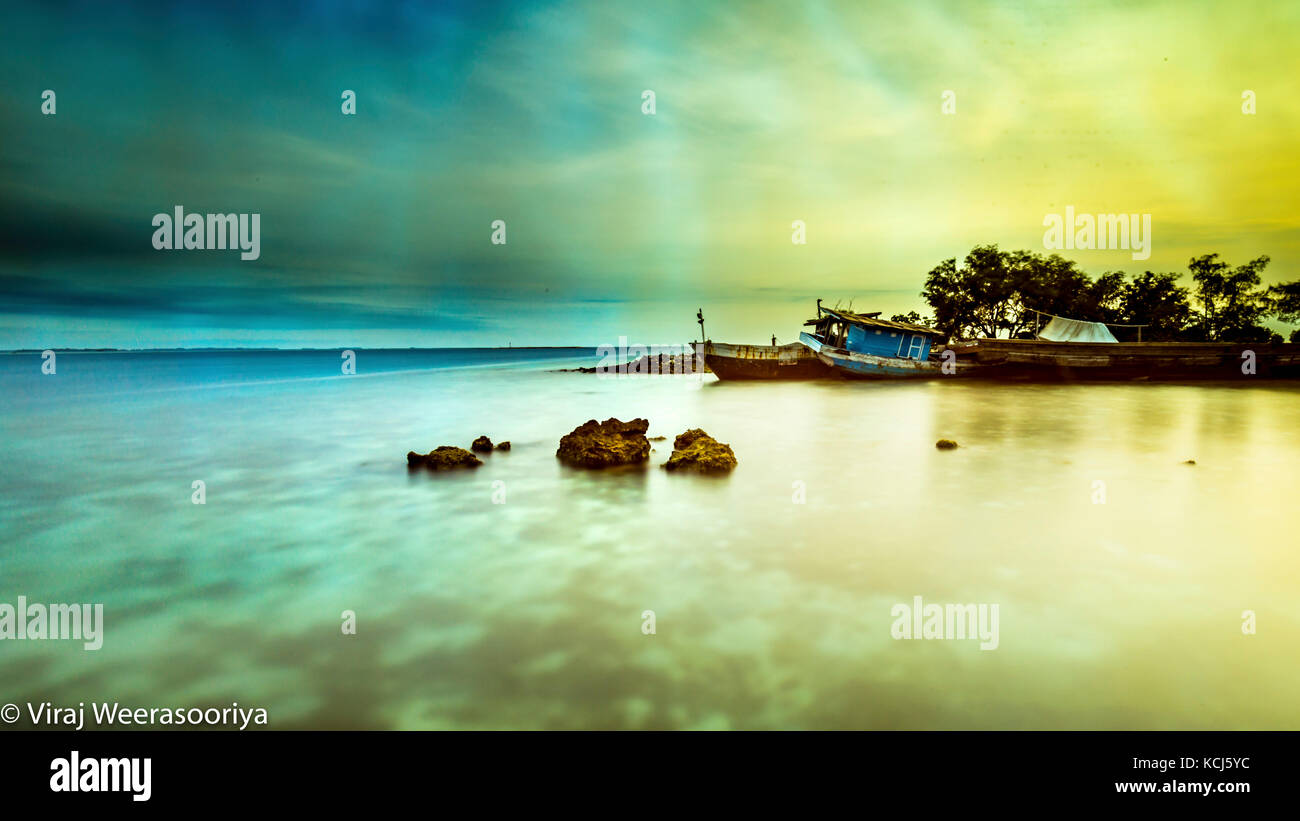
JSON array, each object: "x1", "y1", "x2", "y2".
[{"x1": 2, "y1": 0, "x2": 1299, "y2": 348}]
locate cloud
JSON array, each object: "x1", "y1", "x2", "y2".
[{"x1": 2, "y1": 0, "x2": 1299, "y2": 347}]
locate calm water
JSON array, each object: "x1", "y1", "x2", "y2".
[{"x1": 1, "y1": 349, "x2": 1297, "y2": 729}]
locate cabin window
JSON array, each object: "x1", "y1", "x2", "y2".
[{"x1": 907, "y1": 335, "x2": 925, "y2": 359}]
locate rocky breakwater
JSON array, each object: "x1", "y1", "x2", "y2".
[{"x1": 554, "y1": 350, "x2": 710, "y2": 374}]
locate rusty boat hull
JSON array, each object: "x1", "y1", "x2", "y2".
[{"x1": 701, "y1": 341, "x2": 834, "y2": 380}]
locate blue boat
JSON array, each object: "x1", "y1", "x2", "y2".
[{"x1": 798, "y1": 303, "x2": 963, "y2": 379}]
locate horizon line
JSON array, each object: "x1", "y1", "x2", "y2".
[{"x1": 0, "y1": 345, "x2": 604, "y2": 354}]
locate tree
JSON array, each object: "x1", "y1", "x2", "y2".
[
  {"x1": 922, "y1": 246, "x2": 1126, "y2": 339},
  {"x1": 1089, "y1": 271, "x2": 1129, "y2": 324},
  {"x1": 1015, "y1": 252, "x2": 1078, "y2": 334},
  {"x1": 1188, "y1": 254, "x2": 1272, "y2": 341},
  {"x1": 1118, "y1": 271, "x2": 1193, "y2": 341},
  {"x1": 963, "y1": 245, "x2": 1026, "y2": 338},
  {"x1": 916, "y1": 247, "x2": 1274, "y2": 342},
  {"x1": 921, "y1": 257, "x2": 978, "y2": 339},
  {"x1": 1268, "y1": 279, "x2": 1300, "y2": 331},
  {"x1": 890, "y1": 310, "x2": 934, "y2": 327}
]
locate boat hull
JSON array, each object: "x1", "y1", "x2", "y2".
[
  {"x1": 702, "y1": 341, "x2": 833, "y2": 380},
  {"x1": 946, "y1": 339, "x2": 1300, "y2": 380},
  {"x1": 799, "y1": 332, "x2": 959, "y2": 379}
]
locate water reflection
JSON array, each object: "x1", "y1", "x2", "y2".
[{"x1": 0, "y1": 353, "x2": 1297, "y2": 728}]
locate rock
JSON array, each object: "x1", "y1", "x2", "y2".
[
  {"x1": 663, "y1": 429, "x2": 737, "y2": 473},
  {"x1": 1184, "y1": 459, "x2": 1196, "y2": 465},
  {"x1": 471, "y1": 436, "x2": 493, "y2": 453},
  {"x1": 408, "y1": 446, "x2": 482, "y2": 470},
  {"x1": 556, "y1": 418, "x2": 650, "y2": 467},
  {"x1": 673, "y1": 428, "x2": 710, "y2": 450},
  {"x1": 496, "y1": 441, "x2": 511, "y2": 451},
  {"x1": 935, "y1": 439, "x2": 959, "y2": 450}
]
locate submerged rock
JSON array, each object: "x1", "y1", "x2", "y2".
[
  {"x1": 556, "y1": 418, "x2": 650, "y2": 467},
  {"x1": 471, "y1": 436, "x2": 494, "y2": 453},
  {"x1": 408, "y1": 446, "x2": 482, "y2": 470},
  {"x1": 664, "y1": 429, "x2": 737, "y2": 473},
  {"x1": 496, "y1": 441, "x2": 511, "y2": 451},
  {"x1": 935, "y1": 439, "x2": 959, "y2": 450}
]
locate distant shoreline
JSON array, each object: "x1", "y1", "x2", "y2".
[{"x1": 0, "y1": 346, "x2": 595, "y2": 354}]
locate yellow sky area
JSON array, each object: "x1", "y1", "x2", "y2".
[{"x1": 475, "y1": 0, "x2": 1300, "y2": 304}]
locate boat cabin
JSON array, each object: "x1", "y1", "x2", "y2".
[{"x1": 803, "y1": 306, "x2": 940, "y2": 361}]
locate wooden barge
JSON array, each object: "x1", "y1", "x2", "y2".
[{"x1": 946, "y1": 339, "x2": 1300, "y2": 380}]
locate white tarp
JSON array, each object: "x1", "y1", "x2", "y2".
[{"x1": 1037, "y1": 316, "x2": 1118, "y2": 343}]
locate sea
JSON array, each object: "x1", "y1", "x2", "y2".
[{"x1": 1, "y1": 348, "x2": 1297, "y2": 729}]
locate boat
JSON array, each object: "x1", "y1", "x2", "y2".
[
  {"x1": 798, "y1": 303, "x2": 966, "y2": 379},
  {"x1": 946, "y1": 338, "x2": 1300, "y2": 380},
  {"x1": 700, "y1": 340, "x2": 833, "y2": 380},
  {"x1": 946, "y1": 312, "x2": 1300, "y2": 380}
]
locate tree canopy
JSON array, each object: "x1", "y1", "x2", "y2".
[{"x1": 915, "y1": 245, "x2": 1296, "y2": 342}]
